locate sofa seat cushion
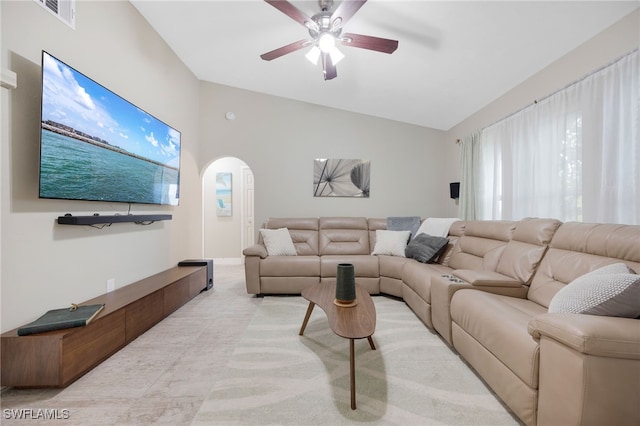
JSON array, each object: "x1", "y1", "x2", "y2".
[
  {"x1": 260, "y1": 256, "x2": 320, "y2": 277},
  {"x1": 320, "y1": 255, "x2": 379, "y2": 278},
  {"x1": 401, "y1": 261, "x2": 452, "y2": 303},
  {"x1": 451, "y1": 290, "x2": 547, "y2": 388},
  {"x1": 379, "y1": 255, "x2": 410, "y2": 280}
]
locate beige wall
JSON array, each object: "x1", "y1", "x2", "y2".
[
  {"x1": 446, "y1": 9, "x2": 640, "y2": 142},
  {"x1": 0, "y1": 1, "x2": 201, "y2": 332},
  {"x1": 198, "y1": 82, "x2": 458, "y2": 235}
]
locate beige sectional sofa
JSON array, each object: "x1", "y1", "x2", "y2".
[{"x1": 242, "y1": 217, "x2": 640, "y2": 426}]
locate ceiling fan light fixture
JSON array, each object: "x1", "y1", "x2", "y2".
[
  {"x1": 318, "y1": 32, "x2": 335, "y2": 53},
  {"x1": 329, "y1": 46, "x2": 344, "y2": 65},
  {"x1": 305, "y1": 46, "x2": 321, "y2": 65}
]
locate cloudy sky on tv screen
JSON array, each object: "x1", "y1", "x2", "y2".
[{"x1": 41, "y1": 52, "x2": 180, "y2": 169}]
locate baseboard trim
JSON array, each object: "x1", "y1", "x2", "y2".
[{"x1": 214, "y1": 258, "x2": 243, "y2": 265}]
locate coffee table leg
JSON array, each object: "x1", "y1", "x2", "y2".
[
  {"x1": 350, "y1": 339, "x2": 356, "y2": 410},
  {"x1": 299, "y1": 302, "x2": 315, "y2": 336},
  {"x1": 367, "y1": 336, "x2": 376, "y2": 350}
]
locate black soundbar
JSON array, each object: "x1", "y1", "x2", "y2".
[{"x1": 57, "y1": 214, "x2": 172, "y2": 225}]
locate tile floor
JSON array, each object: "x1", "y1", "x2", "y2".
[{"x1": 1, "y1": 264, "x2": 260, "y2": 425}]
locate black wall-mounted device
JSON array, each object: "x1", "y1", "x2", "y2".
[{"x1": 450, "y1": 182, "x2": 460, "y2": 199}]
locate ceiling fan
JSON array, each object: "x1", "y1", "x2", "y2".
[{"x1": 260, "y1": 0, "x2": 399, "y2": 80}]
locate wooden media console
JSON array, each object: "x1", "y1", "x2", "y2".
[{"x1": 1, "y1": 265, "x2": 207, "y2": 388}]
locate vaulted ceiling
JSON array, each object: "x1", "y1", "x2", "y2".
[{"x1": 131, "y1": 1, "x2": 638, "y2": 130}]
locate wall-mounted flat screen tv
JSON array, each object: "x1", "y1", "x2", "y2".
[{"x1": 39, "y1": 51, "x2": 181, "y2": 206}]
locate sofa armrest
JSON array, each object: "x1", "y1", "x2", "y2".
[
  {"x1": 243, "y1": 244, "x2": 268, "y2": 259},
  {"x1": 528, "y1": 313, "x2": 640, "y2": 359},
  {"x1": 431, "y1": 275, "x2": 475, "y2": 345},
  {"x1": 452, "y1": 269, "x2": 523, "y2": 287}
]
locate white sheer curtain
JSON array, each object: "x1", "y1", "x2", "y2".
[
  {"x1": 458, "y1": 131, "x2": 481, "y2": 220},
  {"x1": 468, "y1": 49, "x2": 639, "y2": 225}
]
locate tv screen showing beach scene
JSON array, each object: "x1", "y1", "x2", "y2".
[{"x1": 39, "y1": 51, "x2": 181, "y2": 206}]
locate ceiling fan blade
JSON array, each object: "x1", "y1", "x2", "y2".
[
  {"x1": 331, "y1": 0, "x2": 367, "y2": 28},
  {"x1": 260, "y1": 39, "x2": 310, "y2": 61},
  {"x1": 322, "y1": 53, "x2": 337, "y2": 80},
  {"x1": 264, "y1": 0, "x2": 316, "y2": 30},
  {"x1": 340, "y1": 33, "x2": 398, "y2": 54}
]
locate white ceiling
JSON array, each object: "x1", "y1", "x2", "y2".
[{"x1": 130, "y1": 1, "x2": 638, "y2": 131}]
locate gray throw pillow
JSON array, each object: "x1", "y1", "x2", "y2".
[
  {"x1": 548, "y1": 263, "x2": 640, "y2": 318},
  {"x1": 405, "y1": 233, "x2": 449, "y2": 263}
]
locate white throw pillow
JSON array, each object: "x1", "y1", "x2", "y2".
[
  {"x1": 371, "y1": 230, "x2": 411, "y2": 257},
  {"x1": 259, "y1": 228, "x2": 297, "y2": 256},
  {"x1": 414, "y1": 217, "x2": 460, "y2": 238},
  {"x1": 548, "y1": 263, "x2": 640, "y2": 318}
]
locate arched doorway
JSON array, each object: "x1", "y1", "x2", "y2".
[{"x1": 202, "y1": 157, "x2": 254, "y2": 264}]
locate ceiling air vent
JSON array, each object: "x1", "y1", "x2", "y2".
[{"x1": 33, "y1": 0, "x2": 75, "y2": 29}]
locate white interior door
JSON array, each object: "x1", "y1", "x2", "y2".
[{"x1": 241, "y1": 166, "x2": 255, "y2": 255}]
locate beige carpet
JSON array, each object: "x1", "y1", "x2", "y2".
[{"x1": 193, "y1": 296, "x2": 521, "y2": 425}]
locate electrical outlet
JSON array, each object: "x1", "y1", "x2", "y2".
[{"x1": 106, "y1": 278, "x2": 115, "y2": 293}]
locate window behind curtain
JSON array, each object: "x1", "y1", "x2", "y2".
[{"x1": 475, "y1": 49, "x2": 638, "y2": 225}]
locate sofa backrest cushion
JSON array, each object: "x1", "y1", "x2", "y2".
[
  {"x1": 264, "y1": 218, "x2": 320, "y2": 255},
  {"x1": 439, "y1": 221, "x2": 466, "y2": 266},
  {"x1": 527, "y1": 222, "x2": 640, "y2": 308},
  {"x1": 447, "y1": 220, "x2": 516, "y2": 271},
  {"x1": 496, "y1": 218, "x2": 562, "y2": 284},
  {"x1": 319, "y1": 217, "x2": 370, "y2": 255}
]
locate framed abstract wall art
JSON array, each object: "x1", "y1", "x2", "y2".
[
  {"x1": 313, "y1": 158, "x2": 370, "y2": 197},
  {"x1": 216, "y1": 172, "x2": 232, "y2": 216}
]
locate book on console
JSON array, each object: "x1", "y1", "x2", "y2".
[{"x1": 17, "y1": 304, "x2": 105, "y2": 336}]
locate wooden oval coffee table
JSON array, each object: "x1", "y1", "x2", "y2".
[{"x1": 299, "y1": 282, "x2": 376, "y2": 410}]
